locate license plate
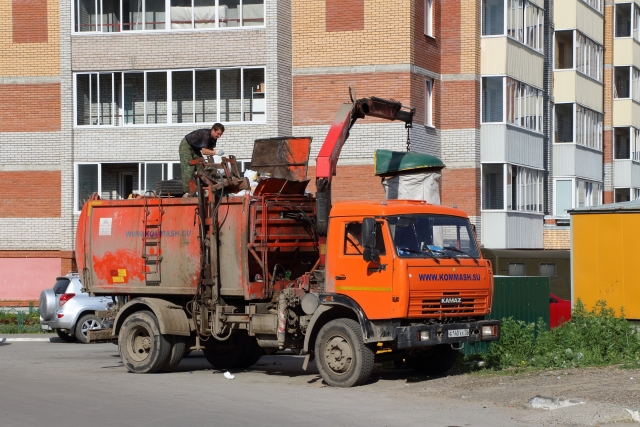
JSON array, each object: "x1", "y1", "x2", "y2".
[{"x1": 448, "y1": 329, "x2": 469, "y2": 338}]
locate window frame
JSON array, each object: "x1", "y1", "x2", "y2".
[
  {"x1": 425, "y1": 78, "x2": 433, "y2": 127},
  {"x1": 481, "y1": 163, "x2": 544, "y2": 213},
  {"x1": 424, "y1": 0, "x2": 433, "y2": 37},
  {"x1": 74, "y1": 66, "x2": 267, "y2": 128},
  {"x1": 72, "y1": 0, "x2": 266, "y2": 34}
]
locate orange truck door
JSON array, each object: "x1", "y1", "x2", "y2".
[{"x1": 331, "y1": 219, "x2": 394, "y2": 319}]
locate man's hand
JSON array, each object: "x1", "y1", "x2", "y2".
[{"x1": 216, "y1": 149, "x2": 225, "y2": 156}]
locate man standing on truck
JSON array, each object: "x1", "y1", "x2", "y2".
[{"x1": 179, "y1": 123, "x2": 225, "y2": 194}]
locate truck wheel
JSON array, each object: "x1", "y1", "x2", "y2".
[
  {"x1": 314, "y1": 318, "x2": 374, "y2": 387},
  {"x1": 55, "y1": 329, "x2": 78, "y2": 343},
  {"x1": 118, "y1": 310, "x2": 171, "y2": 373},
  {"x1": 75, "y1": 314, "x2": 102, "y2": 343},
  {"x1": 406, "y1": 344, "x2": 459, "y2": 375},
  {"x1": 159, "y1": 335, "x2": 186, "y2": 372},
  {"x1": 156, "y1": 179, "x2": 184, "y2": 197},
  {"x1": 237, "y1": 338, "x2": 264, "y2": 368}
]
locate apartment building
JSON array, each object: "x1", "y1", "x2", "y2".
[{"x1": 0, "y1": 0, "x2": 635, "y2": 291}]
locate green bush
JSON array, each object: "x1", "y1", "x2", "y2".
[
  {"x1": 483, "y1": 300, "x2": 640, "y2": 370},
  {"x1": 0, "y1": 309, "x2": 44, "y2": 334}
]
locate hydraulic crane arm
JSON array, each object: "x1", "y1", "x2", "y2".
[{"x1": 315, "y1": 94, "x2": 415, "y2": 236}]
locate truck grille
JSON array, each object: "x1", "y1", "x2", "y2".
[{"x1": 409, "y1": 290, "x2": 489, "y2": 317}]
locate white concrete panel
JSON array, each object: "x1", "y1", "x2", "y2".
[
  {"x1": 481, "y1": 124, "x2": 544, "y2": 169},
  {"x1": 555, "y1": 0, "x2": 577, "y2": 30},
  {"x1": 554, "y1": 71, "x2": 576, "y2": 103},
  {"x1": 613, "y1": 99, "x2": 640, "y2": 129},
  {"x1": 553, "y1": 143, "x2": 603, "y2": 181},
  {"x1": 614, "y1": 39, "x2": 640, "y2": 69},
  {"x1": 613, "y1": 159, "x2": 640, "y2": 188},
  {"x1": 576, "y1": 1, "x2": 604, "y2": 44},
  {"x1": 481, "y1": 211, "x2": 543, "y2": 248},
  {"x1": 481, "y1": 37, "x2": 543, "y2": 88},
  {"x1": 554, "y1": 70, "x2": 603, "y2": 112}
]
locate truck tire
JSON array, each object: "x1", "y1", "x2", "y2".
[
  {"x1": 118, "y1": 310, "x2": 171, "y2": 373},
  {"x1": 314, "y1": 318, "x2": 375, "y2": 387},
  {"x1": 75, "y1": 314, "x2": 102, "y2": 343},
  {"x1": 160, "y1": 335, "x2": 186, "y2": 372},
  {"x1": 237, "y1": 338, "x2": 264, "y2": 368},
  {"x1": 406, "y1": 344, "x2": 459, "y2": 376},
  {"x1": 56, "y1": 329, "x2": 78, "y2": 343},
  {"x1": 156, "y1": 179, "x2": 184, "y2": 197},
  {"x1": 203, "y1": 334, "x2": 252, "y2": 370}
]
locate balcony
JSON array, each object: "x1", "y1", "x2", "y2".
[
  {"x1": 553, "y1": 143, "x2": 603, "y2": 182},
  {"x1": 481, "y1": 37, "x2": 543, "y2": 88},
  {"x1": 613, "y1": 159, "x2": 640, "y2": 188},
  {"x1": 481, "y1": 211, "x2": 543, "y2": 249},
  {"x1": 481, "y1": 124, "x2": 543, "y2": 169},
  {"x1": 613, "y1": 99, "x2": 640, "y2": 128},
  {"x1": 554, "y1": 70, "x2": 603, "y2": 112},
  {"x1": 555, "y1": 0, "x2": 603, "y2": 44},
  {"x1": 614, "y1": 39, "x2": 640, "y2": 69}
]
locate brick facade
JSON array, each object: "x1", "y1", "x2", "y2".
[
  {"x1": 543, "y1": 229, "x2": 570, "y2": 250},
  {"x1": 326, "y1": 0, "x2": 364, "y2": 32},
  {"x1": 0, "y1": 171, "x2": 61, "y2": 217},
  {"x1": 12, "y1": 0, "x2": 48, "y2": 43},
  {"x1": 0, "y1": 83, "x2": 61, "y2": 131}
]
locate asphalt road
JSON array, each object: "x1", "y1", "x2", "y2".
[{"x1": 1, "y1": 336, "x2": 636, "y2": 427}]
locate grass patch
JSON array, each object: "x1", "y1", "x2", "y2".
[
  {"x1": 481, "y1": 300, "x2": 640, "y2": 370},
  {"x1": 0, "y1": 310, "x2": 45, "y2": 334}
]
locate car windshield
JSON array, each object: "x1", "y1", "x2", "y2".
[{"x1": 386, "y1": 214, "x2": 480, "y2": 259}]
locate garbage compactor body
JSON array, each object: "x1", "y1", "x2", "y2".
[{"x1": 76, "y1": 193, "x2": 318, "y2": 301}]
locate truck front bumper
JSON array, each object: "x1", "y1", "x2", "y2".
[{"x1": 396, "y1": 320, "x2": 501, "y2": 349}]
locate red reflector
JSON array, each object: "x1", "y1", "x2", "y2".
[
  {"x1": 57, "y1": 313, "x2": 64, "y2": 318},
  {"x1": 59, "y1": 293, "x2": 76, "y2": 306}
]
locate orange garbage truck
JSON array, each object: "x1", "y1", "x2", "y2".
[{"x1": 77, "y1": 94, "x2": 500, "y2": 387}]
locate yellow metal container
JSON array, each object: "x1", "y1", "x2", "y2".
[{"x1": 571, "y1": 203, "x2": 640, "y2": 320}]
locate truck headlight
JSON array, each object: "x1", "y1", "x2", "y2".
[
  {"x1": 419, "y1": 331, "x2": 430, "y2": 341},
  {"x1": 482, "y1": 325, "x2": 496, "y2": 337}
]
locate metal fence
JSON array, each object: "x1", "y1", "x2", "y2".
[
  {"x1": 0, "y1": 302, "x2": 43, "y2": 334},
  {"x1": 463, "y1": 276, "x2": 551, "y2": 356}
]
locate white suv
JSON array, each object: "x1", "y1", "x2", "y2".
[{"x1": 39, "y1": 274, "x2": 111, "y2": 343}]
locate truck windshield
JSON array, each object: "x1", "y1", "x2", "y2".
[{"x1": 386, "y1": 215, "x2": 480, "y2": 259}]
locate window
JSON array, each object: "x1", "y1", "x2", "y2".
[
  {"x1": 424, "y1": 0, "x2": 433, "y2": 37},
  {"x1": 615, "y1": 3, "x2": 632, "y2": 38},
  {"x1": 575, "y1": 33, "x2": 603, "y2": 81},
  {"x1": 75, "y1": 67, "x2": 265, "y2": 126},
  {"x1": 576, "y1": 180, "x2": 601, "y2": 207},
  {"x1": 75, "y1": 161, "x2": 180, "y2": 211},
  {"x1": 580, "y1": 0, "x2": 602, "y2": 13},
  {"x1": 614, "y1": 66, "x2": 640, "y2": 102},
  {"x1": 482, "y1": 77, "x2": 503, "y2": 123},
  {"x1": 482, "y1": 164, "x2": 504, "y2": 209},
  {"x1": 343, "y1": 222, "x2": 386, "y2": 256},
  {"x1": 508, "y1": 262, "x2": 525, "y2": 276},
  {"x1": 615, "y1": 188, "x2": 631, "y2": 203},
  {"x1": 482, "y1": 0, "x2": 504, "y2": 35},
  {"x1": 506, "y1": 0, "x2": 543, "y2": 52},
  {"x1": 387, "y1": 215, "x2": 479, "y2": 258},
  {"x1": 555, "y1": 179, "x2": 572, "y2": 215},
  {"x1": 509, "y1": 165, "x2": 544, "y2": 212},
  {"x1": 425, "y1": 79, "x2": 433, "y2": 126},
  {"x1": 554, "y1": 31, "x2": 573, "y2": 70},
  {"x1": 614, "y1": 127, "x2": 631, "y2": 159},
  {"x1": 554, "y1": 103, "x2": 573, "y2": 142},
  {"x1": 483, "y1": 164, "x2": 543, "y2": 212},
  {"x1": 575, "y1": 105, "x2": 603, "y2": 150},
  {"x1": 539, "y1": 263, "x2": 556, "y2": 277},
  {"x1": 505, "y1": 77, "x2": 543, "y2": 132},
  {"x1": 74, "y1": 0, "x2": 264, "y2": 32}
]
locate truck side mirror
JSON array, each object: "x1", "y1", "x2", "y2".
[{"x1": 362, "y1": 218, "x2": 379, "y2": 263}]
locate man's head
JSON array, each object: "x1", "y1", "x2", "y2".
[{"x1": 211, "y1": 123, "x2": 225, "y2": 139}]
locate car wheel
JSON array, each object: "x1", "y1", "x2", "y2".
[
  {"x1": 118, "y1": 310, "x2": 171, "y2": 373},
  {"x1": 55, "y1": 329, "x2": 78, "y2": 343},
  {"x1": 406, "y1": 344, "x2": 459, "y2": 375},
  {"x1": 75, "y1": 314, "x2": 102, "y2": 344},
  {"x1": 203, "y1": 334, "x2": 252, "y2": 370},
  {"x1": 314, "y1": 318, "x2": 375, "y2": 387}
]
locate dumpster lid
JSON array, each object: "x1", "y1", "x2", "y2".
[
  {"x1": 374, "y1": 149, "x2": 445, "y2": 176},
  {"x1": 251, "y1": 137, "x2": 312, "y2": 181}
]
